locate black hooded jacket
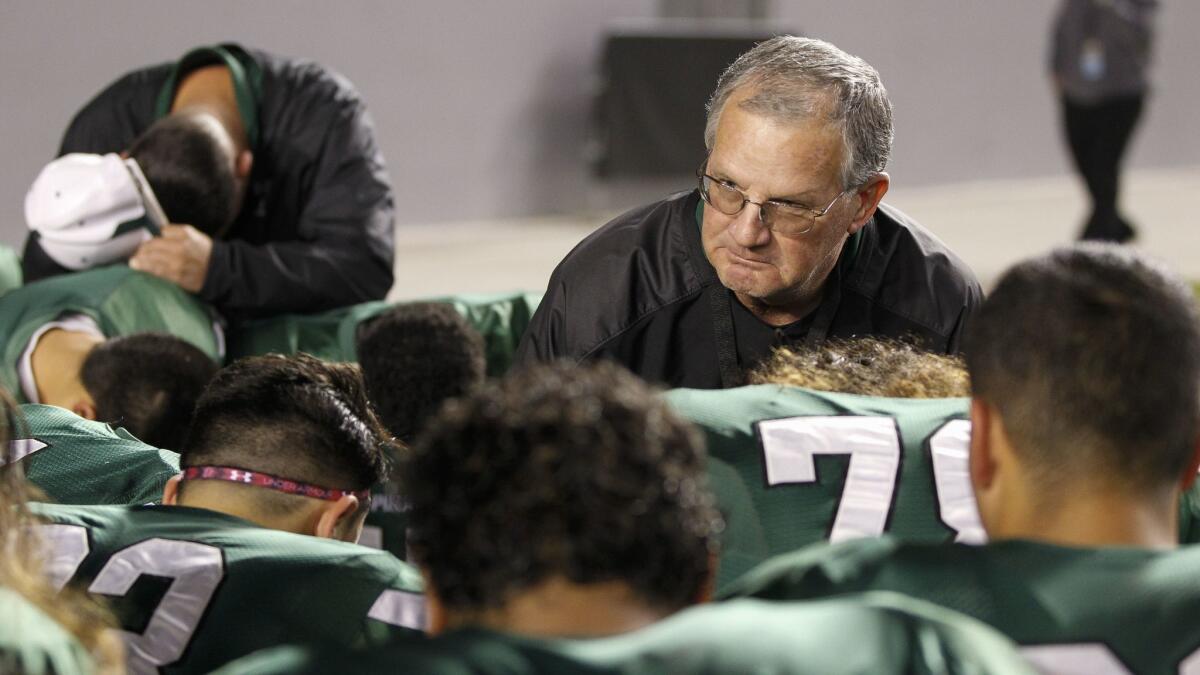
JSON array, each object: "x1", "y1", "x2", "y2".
[{"x1": 22, "y1": 44, "x2": 394, "y2": 321}]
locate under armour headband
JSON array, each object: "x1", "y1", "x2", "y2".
[{"x1": 181, "y1": 465, "x2": 370, "y2": 501}]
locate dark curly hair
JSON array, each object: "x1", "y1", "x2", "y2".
[
  {"x1": 404, "y1": 361, "x2": 722, "y2": 614},
  {"x1": 181, "y1": 354, "x2": 392, "y2": 503},
  {"x1": 356, "y1": 302, "x2": 486, "y2": 443},
  {"x1": 80, "y1": 332, "x2": 218, "y2": 450}
]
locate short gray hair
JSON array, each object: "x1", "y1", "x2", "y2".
[{"x1": 704, "y1": 36, "x2": 894, "y2": 189}]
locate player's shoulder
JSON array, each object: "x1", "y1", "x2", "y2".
[
  {"x1": 720, "y1": 536, "x2": 914, "y2": 600},
  {"x1": 0, "y1": 588, "x2": 95, "y2": 675}
]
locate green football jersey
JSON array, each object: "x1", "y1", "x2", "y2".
[
  {"x1": 225, "y1": 291, "x2": 543, "y2": 376},
  {"x1": 725, "y1": 536, "x2": 1200, "y2": 675},
  {"x1": 0, "y1": 244, "x2": 22, "y2": 297},
  {"x1": 0, "y1": 265, "x2": 222, "y2": 403},
  {"x1": 6, "y1": 404, "x2": 179, "y2": 505},
  {"x1": 666, "y1": 385, "x2": 981, "y2": 556},
  {"x1": 219, "y1": 594, "x2": 1034, "y2": 675},
  {"x1": 0, "y1": 587, "x2": 94, "y2": 675},
  {"x1": 31, "y1": 502, "x2": 425, "y2": 675}
]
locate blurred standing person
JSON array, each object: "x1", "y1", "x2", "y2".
[{"x1": 1051, "y1": 0, "x2": 1158, "y2": 243}]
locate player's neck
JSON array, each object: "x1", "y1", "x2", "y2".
[
  {"x1": 446, "y1": 577, "x2": 671, "y2": 638},
  {"x1": 997, "y1": 485, "x2": 1178, "y2": 550},
  {"x1": 177, "y1": 488, "x2": 315, "y2": 537},
  {"x1": 32, "y1": 329, "x2": 103, "y2": 407},
  {"x1": 172, "y1": 65, "x2": 248, "y2": 152}
]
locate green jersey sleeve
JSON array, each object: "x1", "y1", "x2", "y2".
[
  {"x1": 0, "y1": 245, "x2": 22, "y2": 298},
  {"x1": 725, "y1": 536, "x2": 1200, "y2": 675},
  {"x1": 226, "y1": 291, "x2": 542, "y2": 376},
  {"x1": 30, "y1": 502, "x2": 425, "y2": 675},
  {"x1": 0, "y1": 587, "x2": 95, "y2": 675},
  {"x1": 0, "y1": 265, "x2": 221, "y2": 402},
  {"x1": 10, "y1": 404, "x2": 179, "y2": 505}
]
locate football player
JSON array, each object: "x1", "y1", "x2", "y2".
[
  {"x1": 0, "y1": 392, "x2": 123, "y2": 673},
  {"x1": 0, "y1": 264, "x2": 221, "y2": 448},
  {"x1": 725, "y1": 244, "x2": 1200, "y2": 673},
  {"x1": 216, "y1": 362, "x2": 1034, "y2": 675},
  {"x1": 32, "y1": 354, "x2": 424, "y2": 674}
]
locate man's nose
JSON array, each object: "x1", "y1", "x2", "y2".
[{"x1": 729, "y1": 202, "x2": 772, "y2": 248}]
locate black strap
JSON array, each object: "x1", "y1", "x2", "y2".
[{"x1": 706, "y1": 283, "x2": 743, "y2": 388}]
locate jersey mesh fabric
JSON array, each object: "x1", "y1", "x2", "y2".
[
  {"x1": 30, "y1": 502, "x2": 423, "y2": 675},
  {"x1": 725, "y1": 536, "x2": 1200, "y2": 675},
  {"x1": 16, "y1": 404, "x2": 179, "y2": 505},
  {"x1": 215, "y1": 595, "x2": 1033, "y2": 675}
]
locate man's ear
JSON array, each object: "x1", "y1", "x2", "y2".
[
  {"x1": 162, "y1": 474, "x2": 182, "y2": 505},
  {"x1": 1180, "y1": 437, "x2": 1200, "y2": 491},
  {"x1": 968, "y1": 398, "x2": 997, "y2": 494},
  {"x1": 71, "y1": 398, "x2": 97, "y2": 422},
  {"x1": 420, "y1": 568, "x2": 447, "y2": 635},
  {"x1": 314, "y1": 495, "x2": 360, "y2": 541},
  {"x1": 846, "y1": 172, "x2": 889, "y2": 235},
  {"x1": 235, "y1": 150, "x2": 253, "y2": 179}
]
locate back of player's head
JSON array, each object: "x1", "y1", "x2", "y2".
[
  {"x1": 81, "y1": 332, "x2": 218, "y2": 450},
  {"x1": 128, "y1": 113, "x2": 237, "y2": 235},
  {"x1": 405, "y1": 361, "x2": 722, "y2": 618},
  {"x1": 965, "y1": 244, "x2": 1200, "y2": 492},
  {"x1": 181, "y1": 354, "x2": 389, "y2": 498},
  {"x1": 749, "y1": 338, "x2": 969, "y2": 398},
  {"x1": 356, "y1": 302, "x2": 486, "y2": 443}
]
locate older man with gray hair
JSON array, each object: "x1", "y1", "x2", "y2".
[{"x1": 517, "y1": 36, "x2": 982, "y2": 389}]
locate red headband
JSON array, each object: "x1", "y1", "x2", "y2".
[{"x1": 181, "y1": 466, "x2": 370, "y2": 502}]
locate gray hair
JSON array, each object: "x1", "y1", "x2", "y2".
[{"x1": 703, "y1": 36, "x2": 894, "y2": 189}]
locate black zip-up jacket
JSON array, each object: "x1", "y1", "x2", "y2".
[
  {"x1": 22, "y1": 44, "x2": 395, "y2": 320},
  {"x1": 516, "y1": 190, "x2": 982, "y2": 389}
]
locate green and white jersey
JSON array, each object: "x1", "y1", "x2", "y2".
[
  {"x1": 220, "y1": 594, "x2": 1033, "y2": 675},
  {"x1": 0, "y1": 587, "x2": 94, "y2": 675},
  {"x1": 667, "y1": 384, "x2": 1200, "y2": 571},
  {"x1": 666, "y1": 385, "x2": 981, "y2": 554},
  {"x1": 0, "y1": 244, "x2": 22, "y2": 298},
  {"x1": 31, "y1": 503, "x2": 425, "y2": 675},
  {"x1": 0, "y1": 265, "x2": 222, "y2": 403},
  {"x1": 725, "y1": 536, "x2": 1200, "y2": 675},
  {"x1": 225, "y1": 291, "x2": 543, "y2": 376},
  {"x1": 5, "y1": 404, "x2": 178, "y2": 506}
]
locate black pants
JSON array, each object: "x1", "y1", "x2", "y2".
[{"x1": 1061, "y1": 94, "x2": 1145, "y2": 241}]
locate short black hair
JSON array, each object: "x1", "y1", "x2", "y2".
[
  {"x1": 964, "y1": 244, "x2": 1200, "y2": 492},
  {"x1": 404, "y1": 361, "x2": 722, "y2": 614},
  {"x1": 128, "y1": 113, "x2": 237, "y2": 235},
  {"x1": 181, "y1": 354, "x2": 391, "y2": 495},
  {"x1": 356, "y1": 302, "x2": 487, "y2": 443},
  {"x1": 80, "y1": 333, "x2": 218, "y2": 450}
]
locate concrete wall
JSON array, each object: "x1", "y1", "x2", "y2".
[{"x1": 2, "y1": 1, "x2": 1197, "y2": 247}]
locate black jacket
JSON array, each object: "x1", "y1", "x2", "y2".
[
  {"x1": 516, "y1": 190, "x2": 982, "y2": 389},
  {"x1": 23, "y1": 44, "x2": 395, "y2": 320}
]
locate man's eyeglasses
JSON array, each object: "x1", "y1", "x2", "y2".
[{"x1": 696, "y1": 168, "x2": 849, "y2": 236}]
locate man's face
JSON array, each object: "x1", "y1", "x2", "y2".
[{"x1": 701, "y1": 94, "x2": 865, "y2": 315}]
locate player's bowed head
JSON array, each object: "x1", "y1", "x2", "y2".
[
  {"x1": 163, "y1": 353, "x2": 394, "y2": 543},
  {"x1": 963, "y1": 243, "x2": 1200, "y2": 549},
  {"x1": 402, "y1": 361, "x2": 724, "y2": 638}
]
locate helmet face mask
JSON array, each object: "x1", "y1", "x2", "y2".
[{"x1": 24, "y1": 153, "x2": 162, "y2": 270}]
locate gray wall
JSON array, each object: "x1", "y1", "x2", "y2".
[{"x1": 2, "y1": 1, "x2": 1198, "y2": 247}]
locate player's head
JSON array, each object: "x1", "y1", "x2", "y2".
[
  {"x1": 964, "y1": 244, "x2": 1200, "y2": 541},
  {"x1": 356, "y1": 302, "x2": 486, "y2": 443},
  {"x1": 0, "y1": 390, "x2": 123, "y2": 671},
  {"x1": 404, "y1": 361, "x2": 722, "y2": 637},
  {"x1": 749, "y1": 338, "x2": 969, "y2": 398},
  {"x1": 80, "y1": 332, "x2": 218, "y2": 450},
  {"x1": 128, "y1": 112, "x2": 242, "y2": 236},
  {"x1": 167, "y1": 354, "x2": 392, "y2": 542}
]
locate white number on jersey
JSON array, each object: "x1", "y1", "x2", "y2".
[
  {"x1": 758, "y1": 416, "x2": 986, "y2": 543},
  {"x1": 1, "y1": 438, "x2": 49, "y2": 465},
  {"x1": 1022, "y1": 643, "x2": 1200, "y2": 675}
]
